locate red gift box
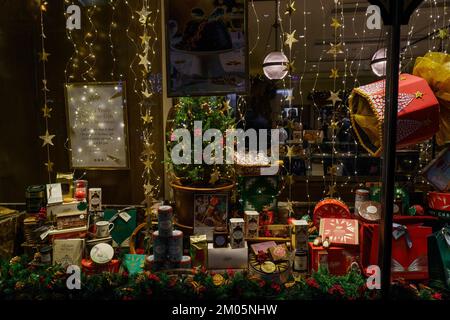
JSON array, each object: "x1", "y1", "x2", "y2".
[
  {"x1": 369, "y1": 223, "x2": 432, "y2": 280},
  {"x1": 308, "y1": 242, "x2": 359, "y2": 276},
  {"x1": 81, "y1": 259, "x2": 120, "y2": 275},
  {"x1": 319, "y1": 218, "x2": 359, "y2": 246},
  {"x1": 349, "y1": 73, "x2": 440, "y2": 157}
]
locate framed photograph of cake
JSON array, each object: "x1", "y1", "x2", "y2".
[
  {"x1": 193, "y1": 194, "x2": 228, "y2": 241},
  {"x1": 165, "y1": 0, "x2": 248, "y2": 97},
  {"x1": 64, "y1": 82, "x2": 130, "y2": 169}
]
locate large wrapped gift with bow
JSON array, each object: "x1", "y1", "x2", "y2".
[
  {"x1": 369, "y1": 223, "x2": 432, "y2": 280},
  {"x1": 428, "y1": 226, "x2": 450, "y2": 288},
  {"x1": 413, "y1": 52, "x2": 450, "y2": 145},
  {"x1": 349, "y1": 73, "x2": 440, "y2": 156}
]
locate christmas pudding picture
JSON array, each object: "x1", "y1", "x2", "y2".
[{"x1": 166, "y1": 0, "x2": 247, "y2": 96}]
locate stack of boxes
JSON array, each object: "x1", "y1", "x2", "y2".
[{"x1": 146, "y1": 205, "x2": 191, "y2": 271}]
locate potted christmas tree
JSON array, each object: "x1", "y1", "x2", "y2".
[{"x1": 167, "y1": 96, "x2": 236, "y2": 234}]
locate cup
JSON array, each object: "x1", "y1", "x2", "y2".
[{"x1": 96, "y1": 220, "x2": 114, "y2": 238}]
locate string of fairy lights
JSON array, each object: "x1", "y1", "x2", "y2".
[{"x1": 38, "y1": 0, "x2": 55, "y2": 182}]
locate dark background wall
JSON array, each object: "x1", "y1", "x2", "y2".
[{"x1": 0, "y1": 1, "x2": 165, "y2": 205}]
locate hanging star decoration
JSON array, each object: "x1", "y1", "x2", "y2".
[
  {"x1": 142, "y1": 88, "x2": 152, "y2": 98},
  {"x1": 327, "y1": 42, "x2": 344, "y2": 57},
  {"x1": 39, "y1": 130, "x2": 55, "y2": 147},
  {"x1": 329, "y1": 68, "x2": 339, "y2": 79},
  {"x1": 285, "y1": 1, "x2": 296, "y2": 16},
  {"x1": 138, "y1": 54, "x2": 149, "y2": 69},
  {"x1": 284, "y1": 30, "x2": 298, "y2": 50},
  {"x1": 44, "y1": 160, "x2": 54, "y2": 173},
  {"x1": 415, "y1": 91, "x2": 424, "y2": 99},
  {"x1": 331, "y1": 18, "x2": 341, "y2": 30},
  {"x1": 144, "y1": 183, "x2": 154, "y2": 195},
  {"x1": 42, "y1": 104, "x2": 52, "y2": 118},
  {"x1": 220, "y1": 99, "x2": 231, "y2": 114},
  {"x1": 438, "y1": 28, "x2": 448, "y2": 40},
  {"x1": 38, "y1": 50, "x2": 50, "y2": 62},
  {"x1": 286, "y1": 200, "x2": 294, "y2": 215},
  {"x1": 329, "y1": 120, "x2": 339, "y2": 130},
  {"x1": 140, "y1": 33, "x2": 151, "y2": 46},
  {"x1": 141, "y1": 143, "x2": 156, "y2": 159},
  {"x1": 284, "y1": 60, "x2": 296, "y2": 74},
  {"x1": 136, "y1": 6, "x2": 151, "y2": 25},
  {"x1": 328, "y1": 91, "x2": 342, "y2": 106},
  {"x1": 141, "y1": 114, "x2": 153, "y2": 125},
  {"x1": 286, "y1": 145, "x2": 295, "y2": 161},
  {"x1": 143, "y1": 158, "x2": 153, "y2": 170},
  {"x1": 42, "y1": 80, "x2": 50, "y2": 92},
  {"x1": 327, "y1": 184, "x2": 337, "y2": 197},
  {"x1": 209, "y1": 169, "x2": 220, "y2": 185},
  {"x1": 328, "y1": 165, "x2": 338, "y2": 176}
]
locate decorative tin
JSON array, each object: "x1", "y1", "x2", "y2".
[
  {"x1": 213, "y1": 226, "x2": 228, "y2": 248},
  {"x1": 268, "y1": 244, "x2": 289, "y2": 261},
  {"x1": 354, "y1": 189, "x2": 370, "y2": 216},
  {"x1": 244, "y1": 211, "x2": 259, "y2": 239},
  {"x1": 56, "y1": 211, "x2": 87, "y2": 230},
  {"x1": 157, "y1": 205, "x2": 173, "y2": 237},
  {"x1": 74, "y1": 180, "x2": 88, "y2": 201},
  {"x1": 428, "y1": 191, "x2": 450, "y2": 212},
  {"x1": 25, "y1": 185, "x2": 46, "y2": 213},
  {"x1": 168, "y1": 230, "x2": 183, "y2": 262},
  {"x1": 169, "y1": 255, "x2": 192, "y2": 269},
  {"x1": 40, "y1": 246, "x2": 52, "y2": 264},
  {"x1": 56, "y1": 173, "x2": 74, "y2": 202},
  {"x1": 229, "y1": 218, "x2": 245, "y2": 249},
  {"x1": 292, "y1": 219, "x2": 308, "y2": 251},
  {"x1": 152, "y1": 231, "x2": 168, "y2": 262},
  {"x1": 248, "y1": 253, "x2": 290, "y2": 284},
  {"x1": 90, "y1": 243, "x2": 114, "y2": 265},
  {"x1": 358, "y1": 201, "x2": 381, "y2": 223},
  {"x1": 313, "y1": 198, "x2": 351, "y2": 228},
  {"x1": 293, "y1": 250, "x2": 308, "y2": 273},
  {"x1": 88, "y1": 188, "x2": 102, "y2": 212}
]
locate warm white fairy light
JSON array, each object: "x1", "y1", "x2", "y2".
[
  {"x1": 249, "y1": 0, "x2": 261, "y2": 55},
  {"x1": 109, "y1": 0, "x2": 118, "y2": 80}
]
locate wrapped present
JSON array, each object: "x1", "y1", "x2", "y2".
[
  {"x1": 319, "y1": 218, "x2": 359, "y2": 246},
  {"x1": 0, "y1": 210, "x2": 24, "y2": 260},
  {"x1": 349, "y1": 73, "x2": 440, "y2": 156},
  {"x1": 370, "y1": 223, "x2": 432, "y2": 280},
  {"x1": 103, "y1": 208, "x2": 137, "y2": 247},
  {"x1": 81, "y1": 259, "x2": 120, "y2": 275},
  {"x1": 308, "y1": 242, "x2": 359, "y2": 276},
  {"x1": 122, "y1": 254, "x2": 146, "y2": 275},
  {"x1": 428, "y1": 226, "x2": 450, "y2": 288},
  {"x1": 190, "y1": 234, "x2": 208, "y2": 267},
  {"x1": 413, "y1": 52, "x2": 450, "y2": 146},
  {"x1": 422, "y1": 148, "x2": 450, "y2": 192},
  {"x1": 313, "y1": 198, "x2": 351, "y2": 228}
]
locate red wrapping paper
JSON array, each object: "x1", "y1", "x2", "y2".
[{"x1": 308, "y1": 242, "x2": 359, "y2": 276}]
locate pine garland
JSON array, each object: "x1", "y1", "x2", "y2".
[{"x1": 0, "y1": 256, "x2": 447, "y2": 300}]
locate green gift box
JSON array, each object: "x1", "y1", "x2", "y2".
[
  {"x1": 122, "y1": 254, "x2": 146, "y2": 275},
  {"x1": 428, "y1": 226, "x2": 450, "y2": 288},
  {"x1": 103, "y1": 209, "x2": 137, "y2": 247}
]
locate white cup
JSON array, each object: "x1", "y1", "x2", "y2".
[{"x1": 96, "y1": 220, "x2": 114, "y2": 238}]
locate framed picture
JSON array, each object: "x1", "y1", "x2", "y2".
[
  {"x1": 165, "y1": 0, "x2": 248, "y2": 97},
  {"x1": 64, "y1": 82, "x2": 130, "y2": 169},
  {"x1": 194, "y1": 194, "x2": 228, "y2": 241}
]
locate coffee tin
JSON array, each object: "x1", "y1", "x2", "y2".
[
  {"x1": 158, "y1": 205, "x2": 173, "y2": 237},
  {"x1": 293, "y1": 250, "x2": 308, "y2": 273},
  {"x1": 244, "y1": 211, "x2": 259, "y2": 239},
  {"x1": 355, "y1": 189, "x2": 370, "y2": 216},
  {"x1": 152, "y1": 231, "x2": 168, "y2": 262},
  {"x1": 230, "y1": 218, "x2": 245, "y2": 249},
  {"x1": 168, "y1": 230, "x2": 183, "y2": 262}
]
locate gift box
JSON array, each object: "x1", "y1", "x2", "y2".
[
  {"x1": 190, "y1": 234, "x2": 208, "y2": 267},
  {"x1": 413, "y1": 52, "x2": 450, "y2": 146},
  {"x1": 81, "y1": 259, "x2": 120, "y2": 275},
  {"x1": 319, "y1": 218, "x2": 359, "y2": 246},
  {"x1": 103, "y1": 209, "x2": 137, "y2": 247},
  {"x1": 122, "y1": 254, "x2": 146, "y2": 275},
  {"x1": 428, "y1": 226, "x2": 450, "y2": 288},
  {"x1": 369, "y1": 223, "x2": 432, "y2": 280},
  {"x1": 349, "y1": 73, "x2": 440, "y2": 156},
  {"x1": 207, "y1": 243, "x2": 248, "y2": 270},
  {"x1": 308, "y1": 242, "x2": 359, "y2": 276},
  {"x1": 0, "y1": 209, "x2": 24, "y2": 260}
]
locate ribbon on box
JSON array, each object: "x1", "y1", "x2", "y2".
[{"x1": 392, "y1": 223, "x2": 413, "y2": 249}]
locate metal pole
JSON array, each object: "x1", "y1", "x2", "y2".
[{"x1": 379, "y1": 0, "x2": 402, "y2": 299}]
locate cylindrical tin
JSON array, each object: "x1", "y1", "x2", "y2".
[
  {"x1": 358, "y1": 201, "x2": 381, "y2": 223},
  {"x1": 354, "y1": 189, "x2": 370, "y2": 217},
  {"x1": 157, "y1": 205, "x2": 173, "y2": 237},
  {"x1": 313, "y1": 198, "x2": 351, "y2": 228},
  {"x1": 168, "y1": 230, "x2": 183, "y2": 262},
  {"x1": 168, "y1": 255, "x2": 192, "y2": 269},
  {"x1": 230, "y1": 218, "x2": 245, "y2": 249},
  {"x1": 152, "y1": 231, "x2": 168, "y2": 262},
  {"x1": 25, "y1": 185, "x2": 46, "y2": 213},
  {"x1": 40, "y1": 246, "x2": 52, "y2": 264},
  {"x1": 213, "y1": 226, "x2": 228, "y2": 248},
  {"x1": 292, "y1": 219, "x2": 308, "y2": 251},
  {"x1": 293, "y1": 250, "x2": 308, "y2": 273},
  {"x1": 244, "y1": 211, "x2": 259, "y2": 239}
]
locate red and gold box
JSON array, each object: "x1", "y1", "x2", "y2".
[
  {"x1": 349, "y1": 73, "x2": 440, "y2": 157},
  {"x1": 308, "y1": 242, "x2": 359, "y2": 276}
]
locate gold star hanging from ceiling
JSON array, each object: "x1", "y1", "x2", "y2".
[
  {"x1": 286, "y1": 200, "x2": 294, "y2": 215},
  {"x1": 44, "y1": 160, "x2": 54, "y2": 173},
  {"x1": 141, "y1": 114, "x2": 153, "y2": 124},
  {"x1": 140, "y1": 33, "x2": 151, "y2": 46},
  {"x1": 327, "y1": 42, "x2": 344, "y2": 57},
  {"x1": 284, "y1": 30, "x2": 298, "y2": 50},
  {"x1": 329, "y1": 68, "x2": 339, "y2": 79},
  {"x1": 327, "y1": 184, "x2": 337, "y2": 197},
  {"x1": 329, "y1": 120, "x2": 339, "y2": 130},
  {"x1": 328, "y1": 91, "x2": 342, "y2": 106},
  {"x1": 42, "y1": 80, "x2": 50, "y2": 92},
  {"x1": 330, "y1": 18, "x2": 341, "y2": 30},
  {"x1": 285, "y1": 1, "x2": 296, "y2": 16},
  {"x1": 40, "y1": 1, "x2": 48, "y2": 12},
  {"x1": 438, "y1": 28, "x2": 448, "y2": 40},
  {"x1": 144, "y1": 183, "x2": 154, "y2": 195},
  {"x1": 136, "y1": 6, "x2": 151, "y2": 25},
  {"x1": 138, "y1": 54, "x2": 149, "y2": 69},
  {"x1": 143, "y1": 158, "x2": 153, "y2": 170},
  {"x1": 39, "y1": 130, "x2": 55, "y2": 147},
  {"x1": 209, "y1": 170, "x2": 220, "y2": 185},
  {"x1": 142, "y1": 88, "x2": 152, "y2": 99},
  {"x1": 141, "y1": 142, "x2": 156, "y2": 159},
  {"x1": 328, "y1": 165, "x2": 338, "y2": 176},
  {"x1": 286, "y1": 145, "x2": 295, "y2": 161},
  {"x1": 42, "y1": 104, "x2": 52, "y2": 118},
  {"x1": 38, "y1": 50, "x2": 50, "y2": 62},
  {"x1": 415, "y1": 91, "x2": 424, "y2": 99},
  {"x1": 284, "y1": 60, "x2": 296, "y2": 74}
]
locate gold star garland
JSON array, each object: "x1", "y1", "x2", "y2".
[
  {"x1": 38, "y1": 1, "x2": 54, "y2": 181},
  {"x1": 137, "y1": 0, "x2": 161, "y2": 213}
]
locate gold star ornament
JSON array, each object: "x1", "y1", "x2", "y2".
[
  {"x1": 284, "y1": 60, "x2": 296, "y2": 74},
  {"x1": 39, "y1": 50, "x2": 50, "y2": 62},
  {"x1": 42, "y1": 104, "x2": 52, "y2": 118},
  {"x1": 327, "y1": 184, "x2": 337, "y2": 197},
  {"x1": 39, "y1": 130, "x2": 55, "y2": 147},
  {"x1": 136, "y1": 6, "x2": 151, "y2": 25},
  {"x1": 415, "y1": 91, "x2": 424, "y2": 99},
  {"x1": 284, "y1": 30, "x2": 298, "y2": 50},
  {"x1": 331, "y1": 18, "x2": 341, "y2": 30},
  {"x1": 209, "y1": 170, "x2": 220, "y2": 185},
  {"x1": 44, "y1": 160, "x2": 54, "y2": 173},
  {"x1": 285, "y1": 1, "x2": 296, "y2": 16},
  {"x1": 327, "y1": 42, "x2": 344, "y2": 57},
  {"x1": 329, "y1": 68, "x2": 339, "y2": 79},
  {"x1": 328, "y1": 91, "x2": 342, "y2": 106},
  {"x1": 438, "y1": 28, "x2": 448, "y2": 40},
  {"x1": 141, "y1": 114, "x2": 153, "y2": 124},
  {"x1": 144, "y1": 183, "x2": 154, "y2": 195}
]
